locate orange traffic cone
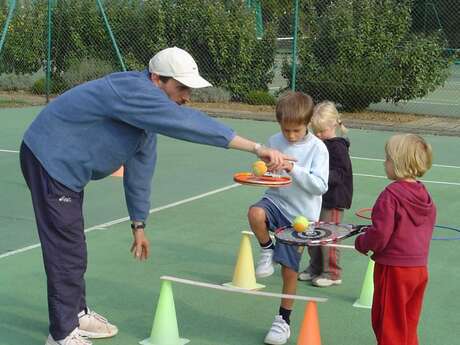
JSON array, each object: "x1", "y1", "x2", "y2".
[
  {"x1": 223, "y1": 231, "x2": 265, "y2": 290},
  {"x1": 111, "y1": 166, "x2": 124, "y2": 177},
  {"x1": 296, "y1": 302, "x2": 322, "y2": 345}
]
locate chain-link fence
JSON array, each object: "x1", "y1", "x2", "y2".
[{"x1": 0, "y1": 0, "x2": 459, "y2": 115}]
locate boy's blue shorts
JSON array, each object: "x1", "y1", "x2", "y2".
[{"x1": 251, "y1": 198, "x2": 304, "y2": 272}]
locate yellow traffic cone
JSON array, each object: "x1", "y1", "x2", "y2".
[
  {"x1": 223, "y1": 231, "x2": 265, "y2": 290},
  {"x1": 353, "y1": 259, "x2": 375, "y2": 309},
  {"x1": 140, "y1": 280, "x2": 189, "y2": 345}
]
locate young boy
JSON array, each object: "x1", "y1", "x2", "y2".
[
  {"x1": 355, "y1": 134, "x2": 436, "y2": 345},
  {"x1": 248, "y1": 92, "x2": 329, "y2": 344}
]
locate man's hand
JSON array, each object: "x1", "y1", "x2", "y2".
[
  {"x1": 130, "y1": 229, "x2": 150, "y2": 260},
  {"x1": 256, "y1": 146, "x2": 296, "y2": 171},
  {"x1": 227, "y1": 136, "x2": 296, "y2": 170}
]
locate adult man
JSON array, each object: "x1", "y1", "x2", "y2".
[{"x1": 20, "y1": 47, "x2": 293, "y2": 345}]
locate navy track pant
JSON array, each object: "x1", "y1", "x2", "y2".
[{"x1": 20, "y1": 142, "x2": 87, "y2": 340}]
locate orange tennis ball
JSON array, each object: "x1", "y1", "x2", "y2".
[
  {"x1": 292, "y1": 216, "x2": 309, "y2": 232},
  {"x1": 252, "y1": 160, "x2": 268, "y2": 177}
]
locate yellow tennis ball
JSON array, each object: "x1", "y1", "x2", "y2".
[
  {"x1": 252, "y1": 160, "x2": 268, "y2": 177},
  {"x1": 292, "y1": 216, "x2": 309, "y2": 232}
]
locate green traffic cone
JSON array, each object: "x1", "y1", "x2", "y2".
[
  {"x1": 140, "y1": 281, "x2": 190, "y2": 345},
  {"x1": 353, "y1": 259, "x2": 375, "y2": 309}
]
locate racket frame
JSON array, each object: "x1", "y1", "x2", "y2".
[
  {"x1": 233, "y1": 172, "x2": 292, "y2": 187},
  {"x1": 274, "y1": 222, "x2": 368, "y2": 246}
]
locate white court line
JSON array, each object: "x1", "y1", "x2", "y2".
[
  {"x1": 0, "y1": 184, "x2": 240, "y2": 260},
  {"x1": 3, "y1": 149, "x2": 460, "y2": 170},
  {"x1": 161, "y1": 275, "x2": 328, "y2": 302},
  {"x1": 407, "y1": 100, "x2": 460, "y2": 106},
  {"x1": 0, "y1": 149, "x2": 19, "y2": 153},
  {"x1": 351, "y1": 156, "x2": 460, "y2": 169},
  {"x1": 354, "y1": 173, "x2": 460, "y2": 186}
]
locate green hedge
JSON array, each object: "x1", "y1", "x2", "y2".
[
  {"x1": 284, "y1": 0, "x2": 452, "y2": 111},
  {"x1": 0, "y1": 0, "x2": 276, "y2": 99}
]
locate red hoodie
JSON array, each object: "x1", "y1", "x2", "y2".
[{"x1": 355, "y1": 180, "x2": 436, "y2": 266}]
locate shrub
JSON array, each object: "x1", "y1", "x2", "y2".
[
  {"x1": 0, "y1": 1, "x2": 47, "y2": 74},
  {"x1": 2, "y1": 0, "x2": 276, "y2": 99},
  {"x1": 62, "y1": 58, "x2": 115, "y2": 88},
  {"x1": 0, "y1": 69, "x2": 44, "y2": 91},
  {"x1": 284, "y1": 0, "x2": 452, "y2": 111},
  {"x1": 245, "y1": 90, "x2": 276, "y2": 105},
  {"x1": 162, "y1": 0, "x2": 276, "y2": 100},
  {"x1": 31, "y1": 77, "x2": 67, "y2": 95},
  {"x1": 191, "y1": 87, "x2": 231, "y2": 103}
]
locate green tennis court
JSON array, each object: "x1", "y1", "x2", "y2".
[{"x1": 0, "y1": 107, "x2": 459, "y2": 345}]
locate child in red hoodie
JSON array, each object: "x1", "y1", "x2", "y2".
[{"x1": 355, "y1": 134, "x2": 436, "y2": 345}]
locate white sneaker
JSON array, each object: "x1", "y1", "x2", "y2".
[
  {"x1": 78, "y1": 308, "x2": 118, "y2": 339},
  {"x1": 264, "y1": 315, "x2": 290, "y2": 345},
  {"x1": 312, "y1": 276, "x2": 342, "y2": 287},
  {"x1": 256, "y1": 248, "x2": 275, "y2": 278},
  {"x1": 46, "y1": 328, "x2": 92, "y2": 345},
  {"x1": 298, "y1": 269, "x2": 317, "y2": 281}
]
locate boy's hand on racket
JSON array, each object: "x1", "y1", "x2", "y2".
[
  {"x1": 280, "y1": 160, "x2": 294, "y2": 173},
  {"x1": 130, "y1": 229, "x2": 150, "y2": 261},
  {"x1": 256, "y1": 147, "x2": 296, "y2": 171}
]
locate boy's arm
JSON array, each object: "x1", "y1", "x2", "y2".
[
  {"x1": 287, "y1": 146, "x2": 329, "y2": 195},
  {"x1": 355, "y1": 190, "x2": 396, "y2": 255}
]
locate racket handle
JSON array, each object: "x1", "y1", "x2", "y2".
[{"x1": 355, "y1": 225, "x2": 369, "y2": 234}]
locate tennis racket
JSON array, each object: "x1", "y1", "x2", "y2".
[
  {"x1": 233, "y1": 172, "x2": 292, "y2": 187},
  {"x1": 274, "y1": 222, "x2": 368, "y2": 246}
]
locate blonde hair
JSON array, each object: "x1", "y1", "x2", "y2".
[
  {"x1": 311, "y1": 101, "x2": 348, "y2": 135},
  {"x1": 385, "y1": 134, "x2": 433, "y2": 179},
  {"x1": 276, "y1": 91, "x2": 314, "y2": 126}
]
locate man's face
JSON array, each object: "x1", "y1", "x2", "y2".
[{"x1": 151, "y1": 74, "x2": 192, "y2": 105}]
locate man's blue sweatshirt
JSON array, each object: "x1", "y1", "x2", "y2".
[{"x1": 23, "y1": 70, "x2": 235, "y2": 221}]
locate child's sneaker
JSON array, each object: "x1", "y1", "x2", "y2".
[
  {"x1": 312, "y1": 275, "x2": 342, "y2": 287},
  {"x1": 45, "y1": 328, "x2": 92, "y2": 345},
  {"x1": 78, "y1": 308, "x2": 118, "y2": 339},
  {"x1": 256, "y1": 248, "x2": 275, "y2": 278},
  {"x1": 297, "y1": 269, "x2": 317, "y2": 281},
  {"x1": 264, "y1": 315, "x2": 290, "y2": 345}
]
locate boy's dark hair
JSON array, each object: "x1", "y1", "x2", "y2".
[{"x1": 276, "y1": 91, "x2": 314, "y2": 126}]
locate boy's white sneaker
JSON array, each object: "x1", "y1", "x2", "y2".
[
  {"x1": 45, "y1": 328, "x2": 92, "y2": 345},
  {"x1": 264, "y1": 315, "x2": 290, "y2": 345},
  {"x1": 256, "y1": 248, "x2": 275, "y2": 278},
  {"x1": 312, "y1": 276, "x2": 342, "y2": 287},
  {"x1": 78, "y1": 308, "x2": 118, "y2": 339}
]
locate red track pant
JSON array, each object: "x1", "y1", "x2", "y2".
[
  {"x1": 372, "y1": 263, "x2": 428, "y2": 345},
  {"x1": 307, "y1": 208, "x2": 343, "y2": 279}
]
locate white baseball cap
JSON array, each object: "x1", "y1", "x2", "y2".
[{"x1": 148, "y1": 47, "x2": 212, "y2": 88}]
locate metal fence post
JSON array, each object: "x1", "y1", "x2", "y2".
[
  {"x1": 0, "y1": 0, "x2": 17, "y2": 58},
  {"x1": 96, "y1": 0, "x2": 126, "y2": 72},
  {"x1": 291, "y1": 0, "x2": 299, "y2": 91},
  {"x1": 46, "y1": 0, "x2": 54, "y2": 103}
]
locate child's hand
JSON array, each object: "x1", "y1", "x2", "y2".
[{"x1": 281, "y1": 160, "x2": 294, "y2": 173}]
